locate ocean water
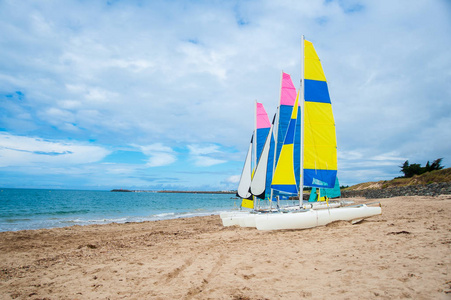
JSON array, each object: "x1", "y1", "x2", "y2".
[{"x1": 0, "y1": 189, "x2": 239, "y2": 232}]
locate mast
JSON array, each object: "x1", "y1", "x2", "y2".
[
  {"x1": 253, "y1": 100, "x2": 257, "y2": 210},
  {"x1": 299, "y1": 35, "x2": 305, "y2": 207},
  {"x1": 254, "y1": 100, "x2": 257, "y2": 171}
]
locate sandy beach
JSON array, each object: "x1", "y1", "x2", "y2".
[{"x1": 1, "y1": 195, "x2": 450, "y2": 299}]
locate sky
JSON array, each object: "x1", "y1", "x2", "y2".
[{"x1": 0, "y1": 0, "x2": 450, "y2": 191}]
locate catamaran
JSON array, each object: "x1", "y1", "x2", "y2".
[
  {"x1": 254, "y1": 36, "x2": 381, "y2": 230},
  {"x1": 220, "y1": 101, "x2": 275, "y2": 227},
  {"x1": 222, "y1": 37, "x2": 381, "y2": 230},
  {"x1": 221, "y1": 72, "x2": 306, "y2": 227}
]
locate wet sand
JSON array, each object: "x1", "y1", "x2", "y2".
[{"x1": 1, "y1": 195, "x2": 450, "y2": 299}]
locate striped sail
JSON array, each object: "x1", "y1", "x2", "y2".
[
  {"x1": 272, "y1": 72, "x2": 300, "y2": 199},
  {"x1": 303, "y1": 40, "x2": 337, "y2": 188},
  {"x1": 276, "y1": 73, "x2": 297, "y2": 162},
  {"x1": 255, "y1": 102, "x2": 274, "y2": 201},
  {"x1": 256, "y1": 102, "x2": 271, "y2": 160},
  {"x1": 271, "y1": 91, "x2": 300, "y2": 194}
]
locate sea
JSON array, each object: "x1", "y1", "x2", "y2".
[{"x1": 0, "y1": 189, "x2": 239, "y2": 232}]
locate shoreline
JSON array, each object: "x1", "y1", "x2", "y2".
[
  {"x1": 1, "y1": 195, "x2": 450, "y2": 299},
  {"x1": 0, "y1": 211, "x2": 226, "y2": 234},
  {"x1": 0, "y1": 190, "x2": 237, "y2": 233},
  {"x1": 111, "y1": 189, "x2": 236, "y2": 194}
]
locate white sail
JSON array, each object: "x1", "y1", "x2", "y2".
[
  {"x1": 236, "y1": 134, "x2": 253, "y2": 199},
  {"x1": 250, "y1": 114, "x2": 275, "y2": 199}
]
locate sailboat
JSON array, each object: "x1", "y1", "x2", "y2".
[
  {"x1": 221, "y1": 74, "x2": 299, "y2": 226},
  {"x1": 220, "y1": 102, "x2": 274, "y2": 227},
  {"x1": 222, "y1": 71, "x2": 323, "y2": 228},
  {"x1": 254, "y1": 37, "x2": 381, "y2": 230}
]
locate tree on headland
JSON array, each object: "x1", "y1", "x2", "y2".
[{"x1": 400, "y1": 158, "x2": 444, "y2": 178}]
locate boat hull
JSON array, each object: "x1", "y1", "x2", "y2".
[
  {"x1": 220, "y1": 211, "x2": 249, "y2": 227},
  {"x1": 306, "y1": 200, "x2": 354, "y2": 209},
  {"x1": 242, "y1": 213, "x2": 258, "y2": 227},
  {"x1": 220, "y1": 200, "x2": 356, "y2": 228},
  {"x1": 255, "y1": 204, "x2": 381, "y2": 231}
]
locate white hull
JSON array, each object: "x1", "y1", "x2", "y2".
[
  {"x1": 255, "y1": 204, "x2": 381, "y2": 231},
  {"x1": 220, "y1": 211, "x2": 249, "y2": 227},
  {"x1": 301, "y1": 200, "x2": 354, "y2": 210},
  {"x1": 220, "y1": 211, "x2": 269, "y2": 227},
  {"x1": 220, "y1": 200, "x2": 356, "y2": 228},
  {"x1": 242, "y1": 213, "x2": 258, "y2": 227}
]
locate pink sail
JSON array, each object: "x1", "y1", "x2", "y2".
[
  {"x1": 274, "y1": 72, "x2": 299, "y2": 192},
  {"x1": 279, "y1": 72, "x2": 297, "y2": 106},
  {"x1": 256, "y1": 102, "x2": 271, "y2": 129}
]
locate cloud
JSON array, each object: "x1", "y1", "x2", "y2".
[
  {"x1": 224, "y1": 175, "x2": 240, "y2": 184},
  {"x1": 187, "y1": 144, "x2": 227, "y2": 167},
  {"x1": 0, "y1": 132, "x2": 110, "y2": 167},
  {"x1": 0, "y1": 0, "x2": 450, "y2": 189},
  {"x1": 187, "y1": 144, "x2": 221, "y2": 156},
  {"x1": 193, "y1": 156, "x2": 227, "y2": 167},
  {"x1": 136, "y1": 143, "x2": 177, "y2": 167}
]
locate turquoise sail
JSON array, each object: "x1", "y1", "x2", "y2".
[{"x1": 308, "y1": 177, "x2": 341, "y2": 202}]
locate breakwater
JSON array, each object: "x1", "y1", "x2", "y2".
[{"x1": 341, "y1": 182, "x2": 451, "y2": 199}]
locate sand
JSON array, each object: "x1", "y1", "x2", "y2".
[{"x1": 0, "y1": 195, "x2": 450, "y2": 299}]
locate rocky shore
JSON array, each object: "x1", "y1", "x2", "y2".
[{"x1": 341, "y1": 182, "x2": 451, "y2": 199}]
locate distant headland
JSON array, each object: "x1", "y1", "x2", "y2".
[{"x1": 111, "y1": 189, "x2": 235, "y2": 194}]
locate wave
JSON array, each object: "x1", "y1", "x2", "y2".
[
  {"x1": 0, "y1": 210, "x2": 225, "y2": 232},
  {"x1": 1, "y1": 209, "x2": 91, "y2": 218},
  {"x1": 0, "y1": 189, "x2": 235, "y2": 232}
]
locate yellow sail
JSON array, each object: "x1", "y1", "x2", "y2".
[
  {"x1": 271, "y1": 91, "x2": 300, "y2": 194},
  {"x1": 303, "y1": 40, "x2": 337, "y2": 188}
]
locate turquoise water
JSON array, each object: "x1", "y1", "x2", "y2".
[{"x1": 0, "y1": 189, "x2": 238, "y2": 232}]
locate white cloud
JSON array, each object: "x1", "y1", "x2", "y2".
[
  {"x1": 225, "y1": 175, "x2": 240, "y2": 184},
  {"x1": 109, "y1": 59, "x2": 154, "y2": 72},
  {"x1": 187, "y1": 144, "x2": 227, "y2": 167},
  {"x1": 147, "y1": 152, "x2": 177, "y2": 167},
  {"x1": 0, "y1": 0, "x2": 450, "y2": 189},
  {"x1": 85, "y1": 88, "x2": 117, "y2": 102},
  {"x1": 136, "y1": 143, "x2": 177, "y2": 167},
  {"x1": 187, "y1": 144, "x2": 220, "y2": 156},
  {"x1": 0, "y1": 133, "x2": 110, "y2": 167},
  {"x1": 139, "y1": 143, "x2": 174, "y2": 155},
  {"x1": 193, "y1": 156, "x2": 227, "y2": 167},
  {"x1": 178, "y1": 42, "x2": 228, "y2": 80}
]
